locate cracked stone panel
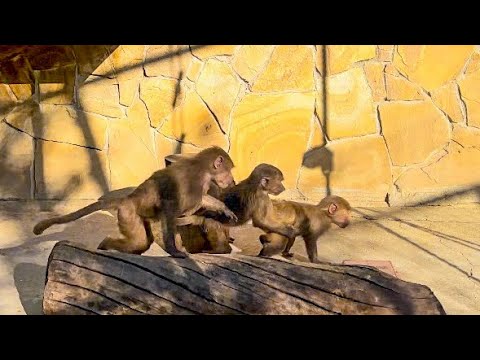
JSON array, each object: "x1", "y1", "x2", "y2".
[
  {"x1": 385, "y1": 63, "x2": 400, "y2": 76},
  {"x1": 379, "y1": 100, "x2": 451, "y2": 166},
  {"x1": 377, "y1": 45, "x2": 394, "y2": 62},
  {"x1": 77, "y1": 75, "x2": 123, "y2": 118},
  {"x1": 0, "y1": 121, "x2": 34, "y2": 199},
  {"x1": 364, "y1": 62, "x2": 386, "y2": 101},
  {"x1": 309, "y1": 118, "x2": 326, "y2": 149},
  {"x1": 390, "y1": 142, "x2": 480, "y2": 206},
  {"x1": 72, "y1": 45, "x2": 116, "y2": 77},
  {"x1": 196, "y1": 59, "x2": 241, "y2": 132},
  {"x1": 452, "y1": 125, "x2": 480, "y2": 148},
  {"x1": 0, "y1": 55, "x2": 34, "y2": 84},
  {"x1": 6, "y1": 102, "x2": 107, "y2": 150},
  {"x1": 229, "y1": 92, "x2": 315, "y2": 189},
  {"x1": 144, "y1": 45, "x2": 192, "y2": 79},
  {"x1": 231, "y1": 45, "x2": 275, "y2": 83},
  {"x1": 0, "y1": 84, "x2": 17, "y2": 111},
  {"x1": 431, "y1": 82, "x2": 465, "y2": 123},
  {"x1": 326, "y1": 45, "x2": 376, "y2": 75},
  {"x1": 190, "y1": 45, "x2": 237, "y2": 59},
  {"x1": 159, "y1": 90, "x2": 228, "y2": 149},
  {"x1": 464, "y1": 51, "x2": 480, "y2": 74},
  {"x1": 317, "y1": 67, "x2": 377, "y2": 140},
  {"x1": 385, "y1": 73, "x2": 423, "y2": 101},
  {"x1": 186, "y1": 57, "x2": 204, "y2": 82},
  {"x1": 140, "y1": 77, "x2": 185, "y2": 128},
  {"x1": 297, "y1": 135, "x2": 392, "y2": 207},
  {"x1": 154, "y1": 132, "x2": 202, "y2": 168},
  {"x1": 39, "y1": 65, "x2": 76, "y2": 105},
  {"x1": 108, "y1": 99, "x2": 158, "y2": 190},
  {"x1": 82, "y1": 45, "x2": 144, "y2": 84},
  {"x1": 393, "y1": 45, "x2": 474, "y2": 92},
  {"x1": 458, "y1": 68, "x2": 480, "y2": 128},
  {"x1": 108, "y1": 45, "x2": 145, "y2": 107},
  {"x1": 252, "y1": 45, "x2": 315, "y2": 92},
  {"x1": 4, "y1": 99, "x2": 40, "y2": 131},
  {"x1": 9, "y1": 84, "x2": 33, "y2": 101},
  {"x1": 35, "y1": 141, "x2": 109, "y2": 200}
]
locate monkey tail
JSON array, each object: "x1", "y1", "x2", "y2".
[{"x1": 33, "y1": 198, "x2": 122, "y2": 235}]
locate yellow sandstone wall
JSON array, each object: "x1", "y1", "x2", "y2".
[{"x1": 1, "y1": 45, "x2": 479, "y2": 207}]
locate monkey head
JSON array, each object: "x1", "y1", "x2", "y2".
[
  {"x1": 250, "y1": 163, "x2": 286, "y2": 196},
  {"x1": 318, "y1": 195, "x2": 351, "y2": 228},
  {"x1": 199, "y1": 146, "x2": 235, "y2": 189}
]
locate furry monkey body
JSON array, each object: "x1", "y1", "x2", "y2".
[
  {"x1": 258, "y1": 195, "x2": 351, "y2": 263},
  {"x1": 33, "y1": 147, "x2": 237, "y2": 258}
]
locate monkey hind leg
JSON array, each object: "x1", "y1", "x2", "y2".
[
  {"x1": 281, "y1": 237, "x2": 296, "y2": 258},
  {"x1": 258, "y1": 233, "x2": 289, "y2": 257},
  {"x1": 98, "y1": 203, "x2": 153, "y2": 255}
]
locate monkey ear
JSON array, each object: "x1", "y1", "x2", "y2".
[
  {"x1": 328, "y1": 203, "x2": 337, "y2": 215},
  {"x1": 214, "y1": 155, "x2": 224, "y2": 169},
  {"x1": 260, "y1": 177, "x2": 269, "y2": 188}
]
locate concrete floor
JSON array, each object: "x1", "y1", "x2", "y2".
[{"x1": 0, "y1": 200, "x2": 479, "y2": 315}]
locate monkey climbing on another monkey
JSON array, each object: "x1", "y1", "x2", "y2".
[
  {"x1": 258, "y1": 195, "x2": 352, "y2": 263},
  {"x1": 175, "y1": 163, "x2": 296, "y2": 253},
  {"x1": 32, "y1": 146, "x2": 238, "y2": 258}
]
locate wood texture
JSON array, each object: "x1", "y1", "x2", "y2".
[{"x1": 43, "y1": 241, "x2": 446, "y2": 315}]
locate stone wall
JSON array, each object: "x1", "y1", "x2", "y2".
[{"x1": 1, "y1": 45, "x2": 479, "y2": 207}]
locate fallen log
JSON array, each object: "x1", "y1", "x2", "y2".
[{"x1": 43, "y1": 241, "x2": 446, "y2": 315}]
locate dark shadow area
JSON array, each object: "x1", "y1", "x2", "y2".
[
  {"x1": 301, "y1": 45, "x2": 332, "y2": 195},
  {"x1": 321, "y1": 45, "x2": 328, "y2": 137},
  {"x1": 13, "y1": 262, "x2": 46, "y2": 315},
  {"x1": 73, "y1": 97, "x2": 110, "y2": 192},
  {"x1": 302, "y1": 146, "x2": 333, "y2": 196}
]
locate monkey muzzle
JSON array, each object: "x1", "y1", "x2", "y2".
[{"x1": 339, "y1": 221, "x2": 350, "y2": 228}]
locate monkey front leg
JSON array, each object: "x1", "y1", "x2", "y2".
[
  {"x1": 200, "y1": 195, "x2": 238, "y2": 222},
  {"x1": 304, "y1": 236, "x2": 320, "y2": 263}
]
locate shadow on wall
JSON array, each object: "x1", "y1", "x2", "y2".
[
  {"x1": 0, "y1": 45, "x2": 217, "y2": 315},
  {"x1": 300, "y1": 45, "x2": 480, "y2": 289},
  {"x1": 0, "y1": 45, "x2": 208, "y2": 207},
  {"x1": 302, "y1": 45, "x2": 332, "y2": 196}
]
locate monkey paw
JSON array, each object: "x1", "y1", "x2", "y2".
[
  {"x1": 223, "y1": 209, "x2": 238, "y2": 223},
  {"x1": 167, "y1": 248, "x2": 190, "y2": 258},
  {"x1": 282, "y1": 252, "x2": 294, "y2": 258}
]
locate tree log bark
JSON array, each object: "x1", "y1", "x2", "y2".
[{"x1": 43, "y1": 241, "x2": 446, "y2": 315}]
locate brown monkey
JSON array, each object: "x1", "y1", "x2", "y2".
[
  {"x1": 32, "y1": 146, "x2": 237, "y2": 258},
  {"x1": 176, "y1": 163, "x2": 296, "y2": 247},
  {"x1": 258, "y1": 195, "x2": 351, "y2": 263},
  {"x1": 149, "y1": 152, "x2": 236, "y2": 254}
]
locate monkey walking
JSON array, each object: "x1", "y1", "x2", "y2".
[
  {"x1": 257, "y1": 195, "x2": 352, "y2": 263},
  {"x1": 33, "y1": 147, "x2": 238, "y2": 258},
  {"x1": 176, "y1": 163, "x2": 296, "y2": 252}
]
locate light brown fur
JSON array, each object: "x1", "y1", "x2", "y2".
[
  {"x1": 176, "y1": 164, "x2": 295, "y2": 252},
  {"x1": 33, "y1": 147, "x2": 237, "y2": 258},
  {"x1": 258, "y1": 195, "x2": 351, "y2": 263}
]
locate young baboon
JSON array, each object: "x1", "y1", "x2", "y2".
[
  {"x1": 33, "y1": 147, "x2": 237, "y2": 258},
  {"x1": 176, "y1": 163, "x2": 296, "y2": 252},
  {"x1": 258, "y1": 195, "x2": 351, "y2": 263}
]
